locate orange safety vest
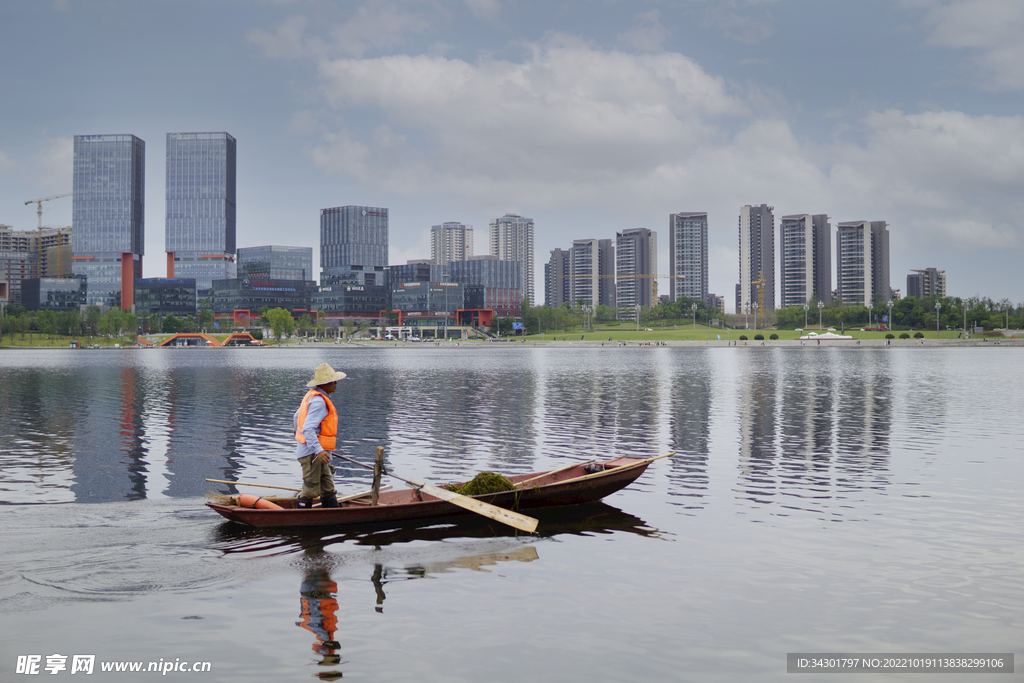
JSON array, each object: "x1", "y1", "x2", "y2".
[{"x1": 294, "y1": 389, "x2": 338, "y2": 451}]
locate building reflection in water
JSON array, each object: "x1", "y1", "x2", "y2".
[
  {"x1": 0, "y1": 347, "x2": 898, "y2": 512},
  {"x1": 732, "y1": 349, "x2": 895, "y2": 512},
  {"x1": 661, "y1": 349, "x2": 713, "y2": 510}
]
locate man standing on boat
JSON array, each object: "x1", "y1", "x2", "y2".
[{"x1": 294, "y1": 363, "x2": 347, "y2": 508}]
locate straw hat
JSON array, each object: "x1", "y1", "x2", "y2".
[{"x1": 306, "y1": 363, "x2": 347, "y2": 387}]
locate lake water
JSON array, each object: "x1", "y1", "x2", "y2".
[{"x1": 1, "y1": 346, "x2": 1021, "y2": 682}]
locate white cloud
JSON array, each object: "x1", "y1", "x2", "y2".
[
  {"x1": 327, "y1": 1, "x2": 431, "y2": 58},
  {"x1": 462, "y1": 0, "x2": 500, "y2": 22},
  {"x1": 390, "y1": 227, "x2": 432, "y2": 265},
  {"x1": 247, "y1": 15, "x2": 315, "y2": 60},
  {"x1": 0, "y1": 150, "x2": 17, "y2": 172},
  {"x1": 920, "y1": 0, "x2": 1024, "y2": 90},
  {"x1": 829, "y1": 109, "x2": 1024, "y2": 249},
  {"x1": 698, "y1": 2, "x2": 776, "y2": 44},
  {"x1": 309, "y1": 35, "x2": 748, "y2": 200},
  {"x1": 247, "y1": 3, "x2": 431, "y2": 61},
  {"x1": 29, "y1": 137, "x2": 74, "y2": 195},
  {"x1": 617, "y1": 10, "x2": 671, "y2": 53}
]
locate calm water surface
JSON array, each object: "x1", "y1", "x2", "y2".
[{"x1": 1, "y1": 346, "x2": 1021, "y2": 682}]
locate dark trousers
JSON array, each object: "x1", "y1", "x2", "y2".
[{"x1": 299, "y1": 454, "x2": 337, "y2": 499}]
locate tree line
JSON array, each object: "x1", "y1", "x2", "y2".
[{"x1": 772, "y1": 295, "x2": 1021, "y2": 332}]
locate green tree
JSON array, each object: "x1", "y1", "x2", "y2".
[
  {"x1": 265, "y1": 308, "x2": 295, "y2": 342},
  {"x1": 161, "y1": 315, "x2": 183, "y2": 334},
  {"x1": 198, "y1": 304, "x2": 214, "y2": 328},
  {"x1": 84, "y1": 306, "x2": 102, "y2": 337},
  {"x1": 37, "y1": 310, "x2": 56, "y2": 337},
  {"x1": 296, "y1": 314, "x2": 314, "y2": 338}
]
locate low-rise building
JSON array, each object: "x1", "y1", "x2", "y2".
[
  {"x1": 213, "y1": 277, "x2": 316, "y2": 319},
  {"x1": 21, "y1": 277, "x2": 87, "y2": 312},
  {"x1": 135, "y1": 278, "x2": 197, "y2": 319}
]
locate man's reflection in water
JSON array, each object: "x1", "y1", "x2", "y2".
[{"x1": 297, "y1": 566, "x2": 342, "y2": 679}]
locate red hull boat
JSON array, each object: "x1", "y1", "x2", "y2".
[{"x1": 206, "y1": 455, "x2": 663, "y2": 530}]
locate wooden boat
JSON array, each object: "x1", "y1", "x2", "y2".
[{"x1": 206, "y1": 455, "x2": 663, "y2": 530}]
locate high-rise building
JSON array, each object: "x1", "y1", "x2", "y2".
[
  {"x1": 237, "y1": 245, "x2": 313, "y2": 281},
  {"x1": 737, "y1": 204, "x2": 774, "y2": 316},
  {"x1": 72, "y1": 134, "x2": 145, "y2": 309},
  {"x1": 906, "y1": 268, "x2": 945, "y2": 299},
  {"x1": 616, "y1": 228, "x2": 657, "y2": 310},
  {"x1": 668, "y1": 212, "x2": 708, "y2": 302},
  {"x1": 489, "y1": 213, "x2": 534, "y2": 305},
  {"x1": 570, "y1": 238, "x2": 616, "y2": 308},
  {"x1": 320, "y1": 205, "x2": 388, "y2": 286},
  {"x1": 836, "y1": 221, "x2": 891, "y2": 305},
  {"x1": 779, "y1": 214, "x2": 831, "y2": 308},
  {"x1": 544, "y1": 248, "x2": 572, "y2": 308},
  {"x1": 165, "y1": 132, "x2": 237, "y2": 294},
  {"x1": 431, "y1": 222, "x2": 473, "y2": 267}
]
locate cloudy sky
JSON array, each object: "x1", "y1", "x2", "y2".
[{"x1": 2, "y1": 0, "x2": 1022, "y2": 310}]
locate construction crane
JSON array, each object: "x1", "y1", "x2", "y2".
[
  {"x1": 750, "y1": 270, "x2": 765, "y2": 327},
  {"x1": 25, "y1": 193, "x2": 72, "y2": 228},
  {"x1": 24, "y1": 193, "x2": 72, "y2": 277}
]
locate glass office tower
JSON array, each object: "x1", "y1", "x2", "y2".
[
  {"x1": 165, "y1": 132, "x2": 237, "y2": 294},
  {"x1": 320, "y1": 206, "x2": 388, "y2": 286},
  {"x1": 72, "y1": 134, "x2": 145, "y2": 309}
]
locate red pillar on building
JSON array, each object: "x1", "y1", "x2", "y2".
[{"x1": 121, "y1": 252, "x2": 136, "y2": 311}]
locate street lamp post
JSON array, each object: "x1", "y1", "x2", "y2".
[
  {"x1": 887, "y1": 300, "x2": 893, "y2": 332},
  {"x1": 866, "y1": 302, "x2": 873, "y2": 328},
  {"x1": 818, "y1": 300, "x2": 824, "y2": 330},
  {"x1": 691, "y1": 302, "x2": 697, "y2": 330},
  {"x1": 803, "y1": 303, "x2": 809, "y2": 329},
  {"x1": 634, "y1": 304, "x2": 641, "y2": 332},
  {"x1": 935, "y1": 300, "x2": 942, "y2": 337}
]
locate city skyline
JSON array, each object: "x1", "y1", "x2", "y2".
[{"x1": 2, "y1": 2, "x2": 1023, "y2": 310}]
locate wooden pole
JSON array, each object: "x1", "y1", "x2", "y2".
[
  {"x1": 205, "y1": 478, "x2": 300, "y2": 492},
  {"x1": 371, "y1": 446, "x2": 384, "y2": 506},
  {"x1": 514, "y1": 460, "x2": 595, "y2": 489}
]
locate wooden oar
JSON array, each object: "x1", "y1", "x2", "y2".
[{"x1": 333, "y1": 453, "x2": 539, "y2": 533}]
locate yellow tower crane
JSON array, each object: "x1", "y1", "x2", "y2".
[{"x1": 24, "y1": 193, "x2": 72, "y2": 277}]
